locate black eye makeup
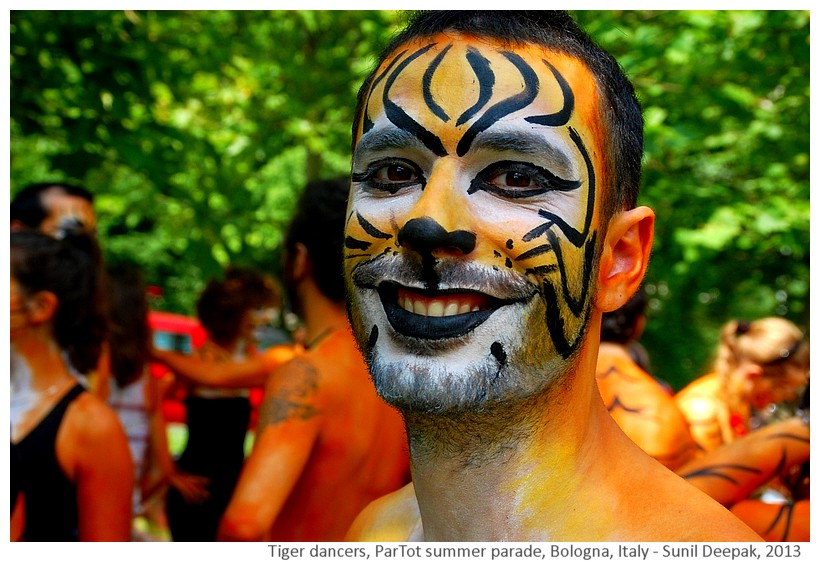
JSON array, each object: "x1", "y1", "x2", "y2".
[
  {"x1": 468, "y1": 160, "x2": 580, "y2": 199},
  {"x1": 352, "y1": 158, "x2": 426, "y2": 195}
]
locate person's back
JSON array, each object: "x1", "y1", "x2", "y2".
[
  {"x1": 267, "y1": 328, "x2": 408, "y2": 540},
  {"x1": 596, "y1": 342, "x2": 697, "y2": 470},
  {"x1": 675, "y1": 372, "x2": 727, "y2": 452}
]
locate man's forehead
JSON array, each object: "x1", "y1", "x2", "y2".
[
  {"x1": 381, "y1": 32, "x2": 582, "y2": 70},
  {"x1": 357, "y1": 32, "x2": 601, "y2": 147}
]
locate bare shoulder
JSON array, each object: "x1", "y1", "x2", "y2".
[
  {"x1": 636, "y1": 468, "x2": 763, "y2": 542},
  {"x1": 263, "y1": 354, "x2": 325, "y2": 400},
  {"x1": 64, "y1": 390, "x2": 126, "y2": 440},
  {"x1": 346, "y1": 483, "x2": 420, "y2": 542},
  {"x1": 58, "y1": 390, "x2": 131, "y2": 477},
  {"x1": 258, "y1": 356, "x2": 324, "y2": 427}
]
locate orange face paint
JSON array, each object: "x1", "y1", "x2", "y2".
[{"x1": 345, "y1": 34, "x2": 609, "y2": 412}]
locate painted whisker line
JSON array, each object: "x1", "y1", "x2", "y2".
[{"x1": 515, "y1": 244, "x2": 553, "y2": 261}]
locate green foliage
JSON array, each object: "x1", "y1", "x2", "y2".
[
  {"x1": 10, "y1": 10, "x2": 401, "y2": 312},
  {"x1": 11, "y1": 10, "x2": 809, "y2": 388},
  {"x1": 575, "y1": 10, "x2": 809, "y2": 387}
]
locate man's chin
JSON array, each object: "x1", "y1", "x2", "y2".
[{"x1": 367, "y1": 349, "x2": 565, "y2": 416}]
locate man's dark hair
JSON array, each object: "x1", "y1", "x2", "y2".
[
  {"x1": 284, "y1": 177, "x2": 350, "y2": 303},
  {"x1": 352, "y1": 10, "x2": 643, "y2": 221},
  {"x1": 10, "y1": 182, "x2": 95, "y2": 230},
  {"x1": 11, "y1": 230, "x2": 107, "y2": 374},
  {"x1": 601, "y1": 286, "x2": 648, "y2": 345}
]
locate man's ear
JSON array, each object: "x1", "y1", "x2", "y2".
[
  {"x1": 596, "y1": 206, "x2": 654, "y2": 313},
  {"x1": 289, "y1": 242, "x2": 311, "y2": 282},
  {"x1": 27, "y1": 290, "x2": 59, "y2": 324}
]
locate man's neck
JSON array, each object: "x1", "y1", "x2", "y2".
[
  {"x1": 298, "y1": 278, "x2": 349, "y2": 347},
  {"x1": 403, "y1": 350, "x2": 626, "y2": 541}
]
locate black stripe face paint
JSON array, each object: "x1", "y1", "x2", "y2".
[{"x1": 344, "y1": 34, "x2": 609, "y2": 411}]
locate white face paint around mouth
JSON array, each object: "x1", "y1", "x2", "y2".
[
  {"x1": 345, "y1": 252, "x2": 575, "y2": 413},
  {"x1": 351, "y1": 280, "x2": 569, "y2": 413}
]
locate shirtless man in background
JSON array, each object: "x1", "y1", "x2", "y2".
[{"x1": 216, "y1": 178, "x2": 410, "y2": 541}]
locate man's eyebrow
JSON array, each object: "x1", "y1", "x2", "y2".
[
  {"x1": 471, "y1": 130, "x2": 576, "y2": 175},
  {"x1": 354, "y1": 128, "x2": 426, "y2": 159}
]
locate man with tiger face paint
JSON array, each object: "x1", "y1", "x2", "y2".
[{"x1": 344, "y1": 11, "x2": 762, "y2": 541}]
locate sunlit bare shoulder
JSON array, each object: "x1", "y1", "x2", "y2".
[{"x1": 346, "y1": 483, "x2": 420, "y2": 542}]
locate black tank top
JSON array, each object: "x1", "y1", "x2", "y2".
[{"x1": 12, "y1": 383, "x2": 85, "y2": 541}]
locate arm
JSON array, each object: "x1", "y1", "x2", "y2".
[
  {"x1": 141, "y1": 374, "x2": 210, "y2": 505},
  {"x1": 62, "y1": 394, "x2": 134, "y2": 541},
  {"x1": 676, "y1": 416, "x2": 810, "y2": 507},
  {"x1": 217, "y1": 357, "x2": 323, "y2": 541},
  {"x1": 731, "y1": 498, "x2": 809, "y2": 542},
  {"x1": 11, "y1": 491, "x2": 25, "y2": 541},
  {"x1": 150, "y1": 345, "x2": 299, "y2": 388}
]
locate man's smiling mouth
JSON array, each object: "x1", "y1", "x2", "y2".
[{"x1": 378, "y1": 282, "x2": 508, "y2": 339}]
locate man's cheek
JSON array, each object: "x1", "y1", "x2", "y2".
[
  {"x1": 344, "y1": 206, "x2": 397, "y2": 268},
  {"x1": 536, "y1": 235, "x2": 597, "y2": 360}
]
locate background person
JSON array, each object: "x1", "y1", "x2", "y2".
[
  {"x1": 217, "y1": 177, "x2": 410, "y2": 541},
  {"x1": 164, "y1": 265, "x2": 281, "y2": 541},
  {"x1": 675, "y1": 317, "x2": 809, "y2": 452},
  {"x1": 10, "y1": 230, "x2": 132, "y2": 541},
  {"x1": 101, "y1": 261, "x2": 208, "y2": 540}
]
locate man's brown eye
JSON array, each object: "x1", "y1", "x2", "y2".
[
  {"x1": 492, "y1": 171, "x2": 533, "y2": 188},
  {"x1": 375, "y1": 163, "x2": 416, "y2": 183},
  {"x1": 386, "y1": 164, "x2": 415, "y2": 182},
  {"x1": 506, "y1": 171, "x2": 532, "y2": 187}
]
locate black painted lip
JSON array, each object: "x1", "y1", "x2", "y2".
[
  {"x1": 383, "y1": 301, "x2": 496, "y2": 340},
  {"x1": 378, "y1": 282, "x2": 502, "y2": 340}
]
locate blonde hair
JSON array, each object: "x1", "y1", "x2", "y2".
[
  {"x1": 714, "y1": 317, "x2": 808, "y2": 413},
  {"x1": 715, "y1": 317, "x2": 806, "y2": 373}
]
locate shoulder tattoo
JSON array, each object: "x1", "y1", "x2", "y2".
[{"x1": 258, "y1": 360, "x2": 321, "y2": 427}]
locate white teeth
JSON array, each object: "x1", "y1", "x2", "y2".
[
  {"x1": 398, "y1": 295, "x2": 480, "y2": 317},
  {"x1": 428, "y1": 301, "x2": 444, "y2": 317}
]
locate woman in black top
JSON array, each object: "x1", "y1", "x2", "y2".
[
  {"x1": 10, "y1": 231, "x2": 133, "y2": 541},
  {"x1": 165, "y1": 266, "x2": 281, "y2": 541}
]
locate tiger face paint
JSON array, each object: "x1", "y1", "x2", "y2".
[{"x1": 345, "y1": 34, "x2": 608, "y2": 413}]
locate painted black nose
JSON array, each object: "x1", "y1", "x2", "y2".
[{"x1": 397, "y1": 217, "x2": 476, "y2": 255}]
